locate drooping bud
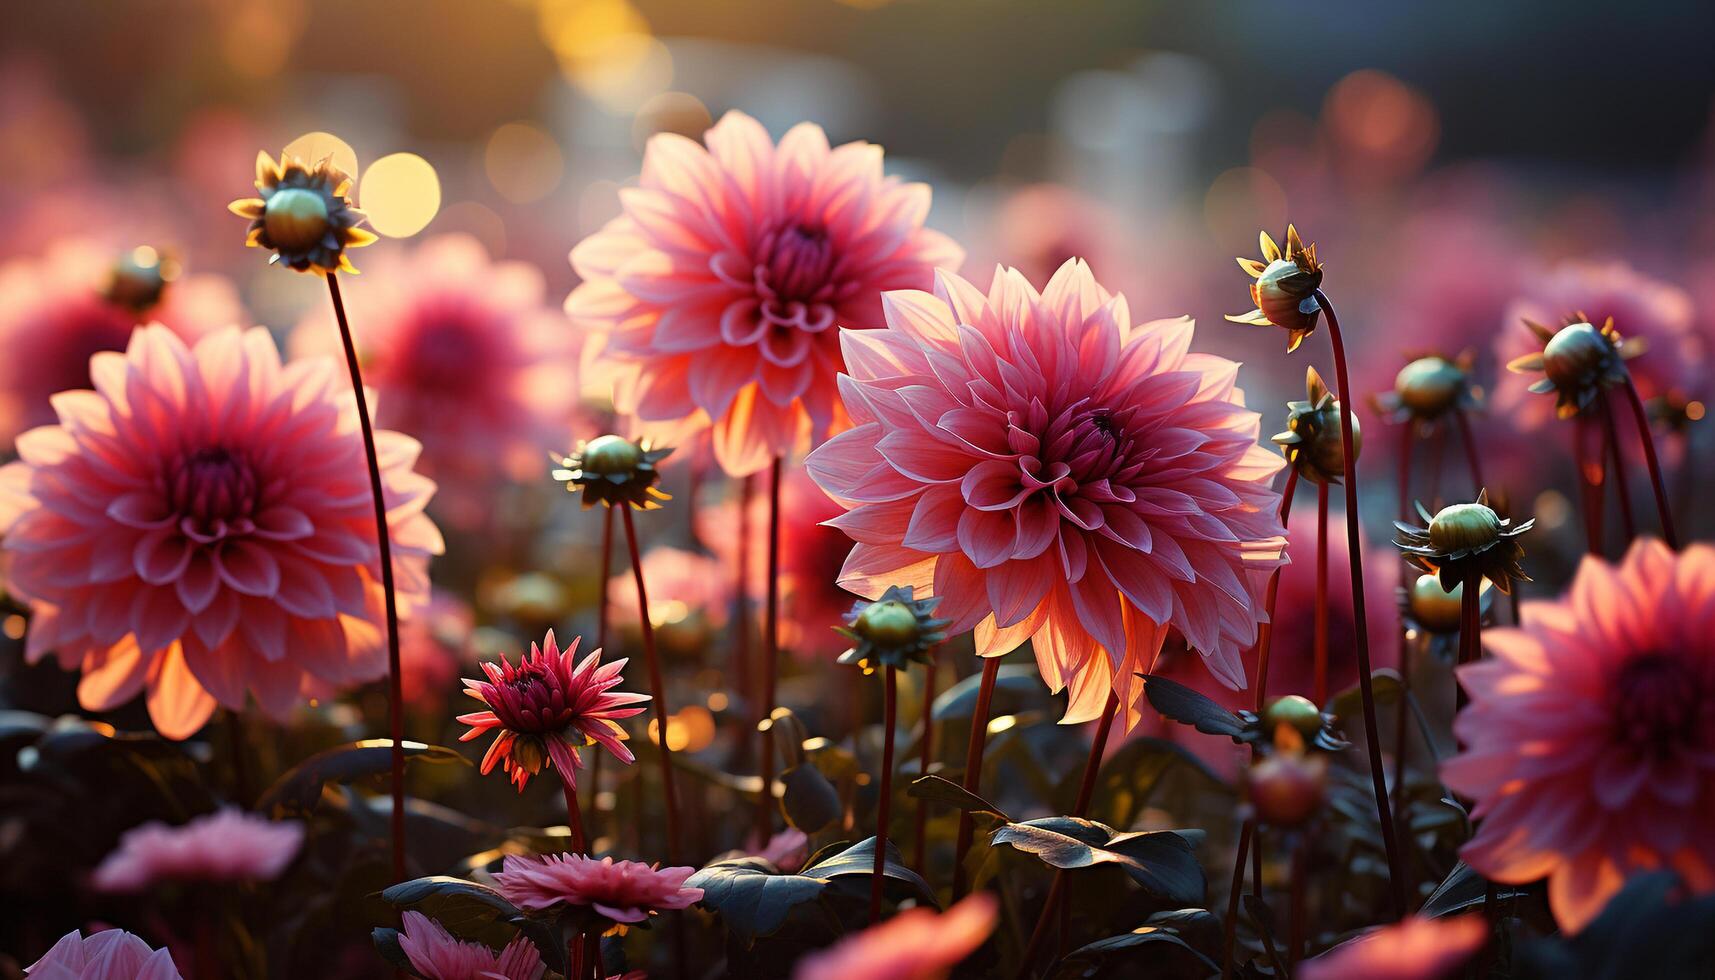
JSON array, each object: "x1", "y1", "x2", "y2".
[
  {"x1": 1228, "y1": 225, "x2": 1324, "y2": 352},
  {"x1": 1273, "y1": 365, "x2": 1360, "y2": 483}
]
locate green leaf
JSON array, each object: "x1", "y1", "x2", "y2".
[
  {"x1": 907, "y1": 773, "x2": 1010, "y2": 820},
  {"x1": 1420, "y1": 861, "x2": 1528, "y2": 917},
  {"x1": 1067, "y1": 736, "x2": 1229, "y2": 826},
  {"x1": 257, "y1": 740, "x2": 468, "y2": 818},
  {"x1": 1141, "y1": 675, "x2": 1246, "y2": 739},
  {"x1": 779, "y1": 763, "x2": 840, "y2": 833},
  {"x1": 687, "y1": 857, "x2": 829, "y2": 944},
  {"x1": 1328, "y1": 669, "x2": 1404, "y2": 723},
  {"x1": 932, "y1": 663, "x2": 1044, "y2": 721},
  {"x1": 1053, "y1": 924, "x2": 1219, "y2": 980},
  {"x1": 802, "y1": 836, "x2": 938, "y2": 908},
  {"x1": 990, "y1": 817, "x2": 1205, "y2": 905},
  {"x1": 369, "y1": 927, "x2": 421, "y2": 977}
]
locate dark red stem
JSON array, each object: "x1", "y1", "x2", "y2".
[
  {"x1": 756, "y1": 458, "x2": 783, "y2": 842},
  {"x1": 1575, "y1": 416, "x2": 1605, "y2": 554},
  {"x1": 1392, "y1": 419, "x2": 1414, "y2": 823},
  {"x1": 1220, "y1": 820, "x2": 1255, "y2": 980},
  {"x1": 913, "y1": 661, "x2": 937, "y2": 873},
  {"x1": 1600, "y1": 392, "x2": 1637, "y2": 540},
  {"x1": 1623, "y1": 378, "x2": 1679, "y2": 548},
  {"x1": 619, "y1": 505, "x2": 682, "y2": 865},
  {"x1": 326, "y1": 274, "x2": 404, "y2": 884},
  {"x1": 951, "y1": 656, "x2": 1001, "y2": 899},
  {"x1": 1453, "y1": 407, "x2": 1485, "y2": 494},
  {"x1": 1314, "y1": 479, "x2": 1330, "y2": 707},
  {"x1": 871, "y1": 666, "x2": 898, "y2": 924},
  {"x1": 733, "y1": 474, "x2": 753, "y2": 763},
  {"x1": 1252, "y1": 467, "x2": 1301, "y2": 712},
  {"x1": 1314, "y1": 288, "x2": 1407, "y2": 918}
]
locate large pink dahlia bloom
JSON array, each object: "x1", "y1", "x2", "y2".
[
  {"x1": 0, "y1": 239, "x2": 244, "y2": 444},
  {"x1": 0, "y1": 325, "x2": 442, "y2": 738},
  {"x1": 493, "y1": 853, "x2": 702, "y2": 923},
  {"x1": 92, "y1": 807, "x2": 303, "y2": 892},
  {"x1": 1442, "y1": 539, "x2": 1715, "y2": 933},
  {"x1": 806, "y1": 262, "x2": 1287, "y2": 727},
  {"x1": 396, "y1": 911, "x2": 545, "y2": 980},
  {"x1": 290, "y1": 234, "x2": 581, "y2": 528},
  {"x1": 792, "y1": 892, "x2": 996, "y2": 980},
  {"x1": 26, "y1": 929, "x2": 183, "y2": 980},
  {"x1": 565, "y1": 110, "x2": 964, "y2": 477}
]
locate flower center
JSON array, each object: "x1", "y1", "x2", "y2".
[
  {"x1": 167, "y1": 447, "x2": 260, "y2": 536},
  {"x1": 1611, "y1": 653, "x2": 1700, "y2": 758},
  {"x1": 264, "y1": 187, "x2": 332, "y2": 253},
  {"x1": 399, "y1": 307, "x2": 495, "y2": 392},
  {"x1": 759, "y1": 223, "x2": 834, "y2": 303},
  {"x1": 1064, "y1": 405, "x2": 1134, "y2": 483}
]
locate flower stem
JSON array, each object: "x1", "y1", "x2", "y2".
[
  {"x1": 561, "y1": 771, "x2": 587, "y2": 854},
  {"x1": 325, "y1": 273, "x2": 405, "y2": 885},
  {"x1": 1456, "y1": 572, "x2": 1480, "y2": 713},
  {"x1": 1288, "y1": 833, "x2": 1309, "y2": 965},
  {"x1": 756, "y1": 457, "x2": 783, "y2": 843},
  {"x1": 871, "y1": 666, "x2": 898, "y2": 925},
  {"x1": 1313, "y1": 288, "x2": 1407, "y2": 919},
  {"x1": 1623, "y1": 378, "x2": 1679, "y2": 548},
  {"x1": 1251, "y1": 467, "x2": 1301, "y2": 712},
  {"x1": 1574, "y1": 416, "x2": 1605, "y2": 554},
  {"x1": 1314, "y1": 479, "x2": 1330, "y2": 706},
  {"x1": 1016, "y1": 693, "x2": 1119, "y2": 979},
  {"x1": 951, "y1": 656, "x2": 1001, "y2": 899},
  {"x1": 1219, "y1": 819, "x2": 1255, "y2": 980},
  {"x1": 733, "y1": 474, "x2": 754, "y2": 765},
  {"x1": 1392, "y1": 419, "x2": 1414, "y2": 826},
  {"x1": 1453, "y1": 407, "x2": 1485, "y2": 494},
  {"x1": 618, "y1": 505, "x2": 683, "y2": 866},
  {"x1": 591, "y1": 505, "x2": 614, "y2": 841},
  {"x1": 1600, "y1": 392, "x2": 1637, "y2": 541},
  {"x1": 912, "y1": 661, "x2": 937, "y2": 873}
]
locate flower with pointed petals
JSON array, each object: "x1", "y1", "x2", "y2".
[
  {"x1": 1443, "y1": 540, "x2": 1715, "y2": 933},
  {"x1": 0, "y1": 325, "x2": 442, "y2": 739},
  {"x1": 1505, "y1": 316, "x2": 1641, "y2": 420},
  {"x1": 1373, "y1": 351, "x2": 1481, "y2": 425},
  {"x1": 0, "y1": 239, "x2": 244, "y2": 444},
  {"x1": 229, "y1": 151, "x2": 376, "y2": 274},
  {"x1": 836, "y1": 585, "x2": 950, "y2": 672},
  {"x1": 1394, "y1": 490, "x2": 1532, "y2": 594},
  {"x1": 564, "y1": 110, "x2": 964, "y2": 477},
  {"x1": 1228, "y1": 225, "x2": 1323, "y2": 352},
  {"x1": 792, "y1": 892, "x2": 997, "y2": 980},
  {"x1": 806, "y1": 261, "x2": 1286, "y2": 729},
  {"x1": 1273, "y1": 365, "x2": 1360, "y2": 484},
  {"x1": 92, "y1": 807, "x2": 304, "y2": 892},
  {"x1": 551, "y1": 435, "x2": 672, "y2": 510},
  {"x1": 26, "y1": 929, "x2": 183, "y2": 980},
  {"x1": 493, "y1": 853, "x2": 702, "y2": 926},
  {"x1": 394, "y1": 910, "x2": 545, "y2": 980},
  {"x1": 1299, "y1": 915, "x2": 1486, "y2": 980},
  {"x1": 457, "y1": 630, "x2": 648, "y2": 792}
]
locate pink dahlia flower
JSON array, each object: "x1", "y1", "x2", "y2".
[
  {"x1": 698, "y1": 464, "x2": 857, "y2": 660},
  {"x1": 806, "y1": 262, "x2": 1287, "y2": 727},
  {"x1": 1298, "y1": 914, "x2": 1486, "y2": 980},
  {"x1": 492, "y1": 853, "x2": 702, "y2": 923},
  {"x1": 92, "y1": 807, "x2": 304, "y2": 892},
  {"x1": 289, "y1": 234, "x2": 581, "y2": 529},
  {"x1": 565, "y1": 110, "x2": 964, "y2": 477},
  {"x1": 792, "y1": 892, "x2": 996, "y2": 980},
  {"x1": 1493, "y1": 260, "x2": 1702, "y2": 431},
  {"x1": 608, "y1": 545, "x2": 731, "y2": 632},
  {"x1": 396, "y1": 910, "x2": 545, "y2": 980},
  {"x1": 0, "y1": 325, "x2": 442, "y2": 739},
  {"x1": 0, "y1": 239, "x2": 244, "y2": 444},
  {"x1": 752, "y1": 827, "x2": 810, "y2": 872},
  {"x1": 1442, "y1": 539, "x2": 1715, "y2": 933},
  {"x1": 457, "y1": 630, "x2": 649, "y2": 792},
  {"x1": 26, "y1": 929, "x2": 183, "y2": 980}
]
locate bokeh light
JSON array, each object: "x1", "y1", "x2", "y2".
[
  {"x1": 360, "y1": 152, "x2": 441, "y2": 238},
  {"x1": 484, "y1": 122, "x2": 564, "y2": 204},
  {"x1": 282, "y1": 131, "x2": 359, "y2": 180},
  {"x1": 535, "y1": 0, "x2": 673, "y2": 113}
]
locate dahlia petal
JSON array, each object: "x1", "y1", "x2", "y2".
[
  {"x1": 252, "y1": 506, "x2": 315, "y2": 541},
  {"x1": 130, "y1": 586, "x2": 189, "y2": 654},
  {"x1": 878, "y1": 429, "x2": 970, "y2": 484},
  {"x1": 962, "y1": 459, "x2": 1030, "y2": 511},
  {"x1": 192, "y1": 589, "x2": 242, "y2": 649},
  {"x1": 182, "y1": 637, "x2": 251, "y2": 708},
  {"x1": 901, "y1": 483, "x2": 963, "y2": 552},
  {"x1": 956, "y1": 507, "x2": 1016, "y2": 569},
  {"x1": 984, "y1": 553, "x2": 1055, "y2": 628},
  {"x1": 145, "y1": 646, "x2": 217, "y2": 740},
  {"x1": 837, "y1": 543, "x2": 935, "y2": 598},
  {"x1": 77, "y1": 638, "x2": 149, "y2": 712},
  {"x1": 175, "y1": 552, "x2": 221, "y2": 613},
  {"x1": 133, "y1": 528, "x2": 192, "y2": 585},
  {"x1": 1547, "y1": 852, "x2": 1626, "y2": 935},
  {"x1": 106, "y1": 491, "x2": 174, "y2": 529},
  {"x1": 215, "y1": 539, "x2": 282, "y2": 596}
]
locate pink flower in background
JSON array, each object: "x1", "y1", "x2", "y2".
[
  {"x1": 493, "y1": 853, "x2": 702, "y2": 923},
  {"x1": 792, "y1": 892, "x2": 996, "y2": 980},
  {"x1": 400, "y1": 590, "x2": 476, "y2": 709},
  {"x1": 1298, "y1": 914, "x2": 1486, "y2": 980},
  {"x1": 92, "y1": 808, "x2": 303, "y2": 892},
  {"x1": 26, "y1": 929, "x2": 183, "y2": 980},
  {"x1": 1442, "y1": 539, "x2": 1715, "y2": 933},
  {"x1": 753, "y1": 827, "x2": 809, "y2": 872},
  {"x1": 0, "y1": 326, "x2": 442, "y2": 738},
  {"x1": 699, "y1": 465, "x2": 856, "y2": 660},
  {"x1": 565, "y1": 110, "x2": 964, "y2": 477},
  {"x1": 0, "y1": 239, "x2": 244, "y2": 444},
  {"x1": 457, "y1": 631, "x2": 649, "y2": 792},
  {"x1": 968, "y1": 183, "x2": 1141, "y2": 301},
  {"x1": 396, "y1": 911, "x2": 545, "y2": 980},
  {"x1": 807, "y1": 262, "x2": 1286, "y2": 728},
  {"x1": 608, "y1": 545, "x2": 731, "y2": 633},
  {"x1": 290, "y1": 234, "x2": 581, "y2": 529},
  {"x1": 1493, "y1": 260, "x2": 1702, "y2": 430}
]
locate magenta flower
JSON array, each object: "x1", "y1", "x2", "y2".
[
  {"x1": 792, "y1": 892, "x2": 996, "y2": 980},
  {"x1": 457, "y1": 630, "x2": 649, "y2": 792},
  {"x1": 1298, "y1": 914, "x2": 1486, "y2": 980},
  {"x1": 0, "y1": 239, "x2": 244, "y2": 444},
  {"x1": 805, "y1": 262, "x2": 1286, "y2": 727},
  {"x1": 92, "y1": 807, "x2": 303, "y2": 892},
  {"x1": 289, "y1": 234, "x2": 582, "y2": 529},
  {"x1": 1442, "y1": 539, "x2": 1715, "y2": 933},
  {"x1": 1493, "y1": 260, "x2": 1702, "y2": 430},
  {"x1": 565, "y1": 110, "x2": 964, "y2": 477},
  {"x1": 0, "y1": 325, "x2": 442, "y2": 738},
  {"x1": 492, "y1": 853, "x2": 702, "y2": 924},
  {"x1": 752, "y1": 827, "x2": 809, "y2": 872},
  {"x1": 396, "y1": 911, "x2": 545, "y2": 980},
  {"x1": 26, "y1": 929, "x2": 183, "y2": 980}
]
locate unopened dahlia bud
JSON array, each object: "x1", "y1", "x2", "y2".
[
  {"x1": 1228, "y1": 225, "x2": 1323, "y2": 352},
  {"x1": 1262, "y1": 695, "x2": 1324, "y2": 741},
  {"x1": 1405, "y1": 574, "x2": 1466, "y2": 635},
  {"x1": 229, "y1": 151, "x2": 377, "y2": 275},
  {"x1": 103, "y1": 247, "x2": 179, "y2": 312},
  {"x1": 1505, "y1": 316, "x2": 1641, "y2": 419},
  {"x1": 836, "y1": 585, "x2": 950, "y2": 672},
  {"x1": 1376, "y1": 352, "x2": 1481, "y2": 424},
  {"x1": 1247, "y1": 750, "x2": 1328, "y2": 827},
  {"x1": 1394, "y1": 489, "x2": 1533, "y2": 594},
  {"x1": 1273, "y1": 365, "x2": 1360, "y2": 483},
  {"x1": 551, "y1": 434, "x2": 672, "y2": 510}
]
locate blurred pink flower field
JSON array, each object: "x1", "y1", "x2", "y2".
[{"x1": 4, "y1": 3, "x2": 1715, "y2": 979}]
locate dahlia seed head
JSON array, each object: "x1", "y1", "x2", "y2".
[
  {"x1": 1427, "y1": 502, "x2": 1502, "y2": 553},
  {"x1": 855, "y1": 600, "x2": 921, "y2": 647},
  {"x1": 1228, "y1": 225, "x2": 1324, "y2": 352},
  {"x1": 1394, "y1": 489, "x2": 1534, "y2": 595},
  {"x1": 104, "y1": 247, "x2": 179, "y2": 312},
  {"x1": 1541, "y1": 322, "x2": 1612, "y2": 388},
  {"x1": 229, "y1": 151, "x2": 377, "y2": 275},
  {"x1": 1383, "y1": 353, "x2": 1480, "y2": 423},
  {"x1": 1262, "y1": 695, "x2": 1324, "y2": 740},
  {"x1": 1505, "y1": 315, "x2": 1639, "y2": 419},
  {"x1": 551, "y1": 434, "x2": 672, "y2": 510},
  {"x1": 582, "y1": 434, "x2": 645, "y2": 475},
  {"x1": 836, "y1": 585, "x2": 950, "y2": 672}
]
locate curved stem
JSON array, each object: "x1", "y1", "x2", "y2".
[
  {"x1": 1313, "y1": 288, "x2": 1407, "y2": 919},
  {"x1": 1251, "y1": 467, "x2": 1301, "y2": 712},
  {"x1": 1391, "y1": 420, "x2": 1414, "y2": 825},
  {"x1": 326, "y1": 274, "x2": 405, "y2": 884},
  {"x1": 756, "y1": 457, "x2": 783, "y2": 842},
  {"x1": 591, "y1": 506, "x2": 614, "y2": 840},
  {"x1": 1623, "y1": 378, "x2": 1679, "y2": 548},
  {"x1": 619, "y1": 505, "x2": 683, "y2": 865},
  {"x1": 733, "y1": 474, "x2": 753, "y2": 764},
  {"x1": 913, "y1": 661, "x2": 937, "y2": 873},
  {"x1": 1313, "y1": 480, "x2": 1330, "y2": 706},
  {"x1": 1220, "y1": 820, "x2": 1255, "y2": 980},
  {"x1": 1575, "y1": 416, "x2": 1605, "y2": 554},
  {"x1": 1453, "y1": 407, "x2": 1485, "y2": 494},
  {"x1": 871, "y1": 667, "x2": 898, "y2": 925},
  {"x1": 951, "y1": 656, "x2": 1001, "y2": 899},
  {"x1": 1600, "y1": 393, "x2": 1636, "y2": 541}
]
